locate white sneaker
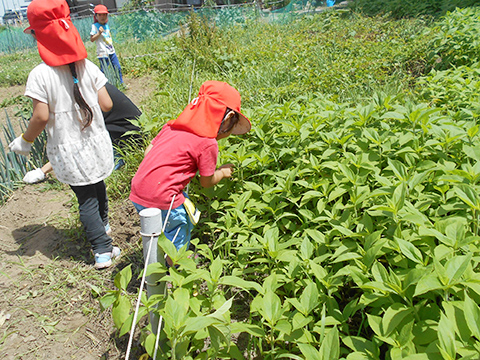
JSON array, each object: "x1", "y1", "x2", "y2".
[{"x1": 94, "y1": 246, "x2": 121, "y2": 269}]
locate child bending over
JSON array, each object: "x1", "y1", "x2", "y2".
[{"x1": 129, "y1": 81, "x2": 251, "y2": 266}]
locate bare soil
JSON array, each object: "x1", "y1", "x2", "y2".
[{"x1": 0, "y1": 76, "x2": 157, "y2": 359}]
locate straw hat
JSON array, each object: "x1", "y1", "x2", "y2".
[{"x1": 24, "y1": 0, "x2": 87, "y2": 67}]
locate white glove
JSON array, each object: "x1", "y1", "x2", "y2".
[
  {"x1": 23, "y1": 168, "x2": 45, "y2": 184},
  {"x1": 9, "y1": 135, "x2": 32, "y2": 156}
]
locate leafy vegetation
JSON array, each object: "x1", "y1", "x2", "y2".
[
  {"x1": 3, "y1": 3, "x2": 480, "y2": 359},
  {"x1": 99, "y1": 7, "x2": 480, "y2": 360},
  {"x1": 423, "y1": 7, "x2": 480, "y2": 71},
  {"x1": 349, "y1": 0, "x2": 480, "y2": 19}
]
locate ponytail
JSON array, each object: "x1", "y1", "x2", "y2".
[{"x1": 68, "y1": 63, "x2": 93, "y2": 130}]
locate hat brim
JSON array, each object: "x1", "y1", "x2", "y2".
[
  {"x1": 231, "y1": 112, "x2": 251, "y2": 135},
  {"x1": 24, "y1": 25, "x2": 34, "y2": 34}
]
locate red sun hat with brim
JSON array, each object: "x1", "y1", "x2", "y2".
[
  {"x1": 24, "y1": 0, "x2": 87, "y2": 67},
  {"x1": 94, "y1": 4, "x2": 109, "y2": 14},
  {"x1": 169, "y1": 81, "x2": 251, "y2": 138}
]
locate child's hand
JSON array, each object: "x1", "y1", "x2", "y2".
[
  {"x1": 218, "y1": 163, "x2": 234, "y2": 179},
  {"x1": 9, "y1": 134, "x2": 32, "y2": 156},
  {"x1": 23, "y1": 168, "x2": 45, "y2": 184},
  {"x1": 200, "y1": 163, "x2": 235, "y2": 188},
  {"x1": 99, "y1": 27, "x2": 104, "y2": 33}
]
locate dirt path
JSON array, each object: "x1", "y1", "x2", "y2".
[
  {"x1": 0, "y1": 182, "x2": 143, "y2": 359},
  {"x1": 0, "y1": 76, "x2": 156, "y2": 359}
]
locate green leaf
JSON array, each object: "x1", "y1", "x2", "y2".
[
  {"x1": 114, "y1": 264, "x2": 132, "y2": 291},
  {"x1": 183, "y1": 316, "x2": 218, "y2": 335},
  {"x1": 145, "y1": 262, "x2": 168, "y2": 276},
  {"x1": 414, "y1": 273, "x2": 443, "y2": 297},
  {"x1": 463, "y1": 144, "x2": 480, "y2": 162},
  {"x1": 342, "y1": 336, "x2": 376, "y2": 354},
  {"x1": 157, "y1": 234, "x2": 178, "y2": 263},
  {"x1": 99, "y1": 292, "x2": 116, "y2": 310},
  {"x1": 219, "y1": 276, "x2": 263, "y2": 294},
  {"x1": 300, "y1": 281, "x2": 320, "y2": 316},
  {"x1": 381, "y1": 303, "x2": 413, "y2": 337},
  {"x1": 112, "y1": 295, "x2": 131, "y2": 329},
  {"x1": 274, "y1": 319, "x2": 292, "y2": 335},
  {"x1": 454, "y1": 185, "x2": 480, "y2": 211},
  {"x1": 388, "y1": 159, "x2": 408, "y2": 181},
  {"x1": 392, "y1": 183, "x2": 406, "y2": 212},
  {"x1": 143, "y1": 332, "x2": 156, "y2": 358},
  {"x1": 243, "y1": 181, "x2": 263, "y2": 193},
  {"x1": 207, "y1": 297, "x2": 233, "y2": 321},
  {"x1": 230, "y1": 322, "x2": 265, "y2": 337},
  {"x1": 445, "y1": 254, "x2": 471, "y2": 285},
  {"x1": 395, "y1": 237, "x2": 424, "y2": 265},
  {"x1": 305, "y1": 228, "x2": 326, "y2": 244},
  {"x1": 319, "y1": 326, "x2": 340, "y2": 360},
  {"x1": 208, "y1": 323, "x2": 230, "y2": 352},
  {"x1": 310, "y1": 262, "x2": 328, "y2": 281},
  {"x1": 298, "y1": 343, "x2": 321, "y2": 360},
  {"x1": 437, "y1": 312, "x2": 456, "y2": 360},
  {"x1": 210, "y1": 256, "x2": 223, "y2": 283},
  {"x1": 261, "y1": 290, "x2": 283, "y2": 326},
  {"x1": 464, "y1": 293, "x2": 480, "y2": 339},
  {"x1": 300, "y1": 237, "x2": 314, "y2": 260}
]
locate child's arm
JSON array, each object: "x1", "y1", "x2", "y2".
[
  {"x1": 98, "y1": 86, "x2": 113, "y2": 112},
  {"x1": 9, "y1": 99, "x2": 49, "y2": 155},
  {"x1": 90, "y1": 27, "x2": 104, "y2": 42},
  {"x1": 23, "y1": 99, "x2": 49, "y2": 142},
  {"x1": 199, "y1": 163, "x2": 234, "y2": 188}
]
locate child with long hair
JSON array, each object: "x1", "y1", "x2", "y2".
[
  {"x1": 22, "y1": 82, "x2": 143, "y2": 183},
  {"x1": 9, "y1": 0, "x2": 119, "y2": 269},
  {"x1": 130, "y1": 81, "x2": 251, "y2": 266}
]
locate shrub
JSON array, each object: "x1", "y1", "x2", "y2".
[
  {"x1": 350, "y1": 0, "x2": 480, "y2": 19},
  {"x1": 424, "y1": 7, "x2": 480, "y2": 71}
]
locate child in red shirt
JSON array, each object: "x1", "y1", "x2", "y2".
[{"x1": 130, "y1": 81, "x2": 251, "y2": 265}]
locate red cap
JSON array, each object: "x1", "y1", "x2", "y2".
[
  {"x1": 94, "y1": 4, "x2": 109, "y2": 14},
  {"x1": 24, "y1": 0, "x2": 87, "y2": 67},
  {"x1": 169, "y1": 81, "x2": 251, "y2": 138}
]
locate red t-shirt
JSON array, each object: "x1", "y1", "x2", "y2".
[{"x1": 129, "y1": 124, "x2": 218, "y2": 210}]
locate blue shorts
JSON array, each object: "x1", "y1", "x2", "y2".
[{"x1": 132, "y1": 201, "x2": 193, "y2": 251}]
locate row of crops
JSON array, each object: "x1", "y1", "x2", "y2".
[{"x1": 98, "y1": 5, "x2": 480, "y2": 360}]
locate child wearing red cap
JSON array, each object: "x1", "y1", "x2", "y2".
[
  {"x1": 9, "y1": 0, "x2": 119, "y2": 269},
  {"x1": 129, "y1": 81, "x2": 251, "y2": 266},
  {"x1": 90, "y1": 5, "x2": 123, "y2": 84}
]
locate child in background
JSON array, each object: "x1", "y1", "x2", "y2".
[
  {"x1": 9, "y1": 0, "x2": 119, "y2": 269},
  {"x1": 23, "y1": 82, "x2": 142, "y2": 183},
  {"x1": 90, "y1": 5, "x2": 123, "y2": 84},
  {"x1": 129, "y1": 81, "x2": 251, "y2": 266}
]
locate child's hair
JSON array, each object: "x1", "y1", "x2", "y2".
[
  {"x1": 218, "y1": 108, "x2": 240, "y2": 135},
  {"x1": 68, "y1": 63, "x2": 93, "y2": 130}
]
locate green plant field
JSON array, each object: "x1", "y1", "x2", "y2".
[{"x1": 3, "y1": 3, "x2": 480, "y2": 359}]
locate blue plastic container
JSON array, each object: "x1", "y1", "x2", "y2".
[{"x1": 326, "y1": 0, "x2": 335, "y2": 6}]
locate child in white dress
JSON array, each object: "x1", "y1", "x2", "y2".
[{"x1": 9, "y1": 0, "x2": 120, "y2": 269}]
